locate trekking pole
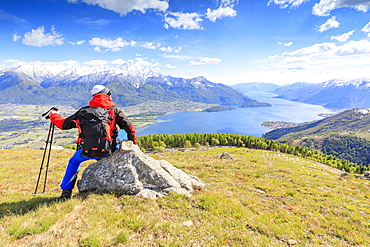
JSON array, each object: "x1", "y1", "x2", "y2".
[
  {"x1": 33, "y1": 107, "x2": 58, "y2": 195},
  {"x1": 42, "y1": 123, "x2": 55, "y2": 193}
]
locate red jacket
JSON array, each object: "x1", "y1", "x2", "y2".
[{"x1": 50, "y1": 93, "x2": 137, "y2": 144}]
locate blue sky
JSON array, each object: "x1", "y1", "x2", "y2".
[{"x1": 1, "y1": 0, "x2": 370, "y2": 85}]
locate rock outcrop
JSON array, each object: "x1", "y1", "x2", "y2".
[
  {"x1": 217, "y1": 152, "x2": 234, "y2": 160},
  {"x1": 77, "y1": 141, "x2": 205, "y2": 198},
  {"x1": 360, "y1": 172, "x2": 370, "y2": 180}
]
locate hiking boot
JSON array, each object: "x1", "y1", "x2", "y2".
[{"x1": 59, "y1": 190, "x2": 72, "y2": 200}]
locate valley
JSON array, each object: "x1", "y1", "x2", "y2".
[{"x1": 0, "y1": 101, "x2": 216, "y2": 149}]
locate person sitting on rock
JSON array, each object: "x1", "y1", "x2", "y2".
[{"x1": 48, "y1": 85, "x2": 137, "y2": 200}]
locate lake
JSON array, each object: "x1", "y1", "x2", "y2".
[{"x1": 119, "y1": 92, "x2": 337, "y2": 139}]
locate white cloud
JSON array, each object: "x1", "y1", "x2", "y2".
[
  {"x1": 159, "y1": 46, "x2": 173, "y2": 52},
  {"x1": 3, "y1": 60, "x2": 82, "y2": 74},
  {"x1": 331, "y1": 30, "x2": 355, "y2": 42},
  {"x1": 220, "y1": 0, "x2": 239, "y2": 6},
  {"x1": 82, "y1": 57, "x2": 159, "y2": 69},
  {"x1": 267, "y1": 0, "x2": 309, "y2": 9},
  {"x1": 2, "y1": 59, "x2": 163, "y2": 76},
  {"x1": 254, "y1": 39, "x2": 370, "y2": 84},
  {"x1": 283, "y1": 42, "x2": 337, "y2": 56},
  {"x1": 158, "y1": 46, "x2": 181, "y2": 53},
  {"x1": 276, "y1": 40, "x2": 370, "y2": 72},
  {"x1": 206, "y1": 6, "x2": 237, "y2": 22},
  {"x1": 84, "y1": 60, "x2": 110, "y2": 66},
  {"x1": 164, "y1": 12, "x2": 203, "y2": 30},
  {"x1": 83, "y1": 58, "x2": 158, "y2": 69},
  {"x1": 362, "y1": 22, "x2": 370, "y2": 37},
  {"x1": 278, "y1": 41, "x2": 293, "y2": 46},
  {"x1": 12, "y1": 32, "x2": 21, "y2": 42},
  {"x1": 67, "y1": 0, "x2": 169, "y2": 16},
  {"x1": 165, "y1": 64, "x2": 176, "y2": 69},
  {"x1": 161, "y1": 54, "x2": 195, "y2": 60},
  {"x1": 362, "y1": 22, "x2": 370, "y2": 32},
  {"x1": 21, "y1": 26, "x2": 64, "y2": 47},
  {"x1": 69, "y1": 40, "x2": 86, "y2": 45},
  {"x1": 285, "y1": 42, "x2": 293, "y2": 46},
  {"x1": 141, "y1": 42, "x2": 158, "y2": 50},
  {"x1": 135, "y1": 57, "x2": 159, "y2": 68},
  {"x1": 111, "y1": 58, "x2": 126, "y2": 65},
  {"x1": 318, "y1": 16, "x2": 339, "y2": 33},
  {"x1": 280, "y1": 56, "x2": 312, "y2": 70},
  {"x1": 335, "y1": 40, "x2": 370, "y2": 56},
  {"x1": 89, "y1": 37, "x2": 136, "y2": 52},
  {"x1": 313, "y1": 0, "x2": 370, "y2": 16},
  {"x1": 268, "y1": 0, "x2": 370, "y2": 16},
  {"x1": 188, "y1": 57, "x2": 222, "y2": 65}
]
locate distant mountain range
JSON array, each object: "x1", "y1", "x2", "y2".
[
  {"x1": 0, "y1": 64, "x2": 256, "y2": 108},
  {"x1": 273, "y1": 78, "x2": 370, "y2": 109},
  {"x1": 232, "y1": 78, "x2": 370, "y2": 109}
]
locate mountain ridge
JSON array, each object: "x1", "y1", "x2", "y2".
[
  {"x1": 274, "y1": 78, "x2": 370, "y2": 109},
  {"x1": 0, "y1": 64, "x2": 255, "y2": 107}
]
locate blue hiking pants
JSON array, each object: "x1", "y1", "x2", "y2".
[{"x1": 60, "y1": 148, "x2": 108, "y2": 191}]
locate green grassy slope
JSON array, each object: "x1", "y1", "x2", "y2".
[{"x1": 1, "y1": 148, "x2": 369, "y2": 246}]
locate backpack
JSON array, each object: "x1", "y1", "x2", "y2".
[{"x1": 77, "y1": 106, "x2": 114, "y2": 158}]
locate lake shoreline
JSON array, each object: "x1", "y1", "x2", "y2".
[{"x1": 123, "y1": 92, "x2": 336, "y2": 139}]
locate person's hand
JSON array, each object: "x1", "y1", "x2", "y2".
[{"x1": 48, "y1": 108, "x2": 59, "y2": 116}]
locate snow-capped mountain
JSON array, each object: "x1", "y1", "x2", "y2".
[
  {"x1": 322, "y1": 78, "x2": 370, "y2": 88},
  {"x1": 6, "y1": 62, "x2": 160, "y2": 88},
  {"x1": 274, "y1": 77, "x2": 370, "y2": 109},
  {"x1": 0, "y1": 64, "x2": 254, "y2": 107}
]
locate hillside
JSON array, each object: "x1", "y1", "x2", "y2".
[
  {"x1": 263, "y1": 108, "x2": 370, "y2": 140},
  {"x1": 1, "y1": 148, "x2": 369, "y2": 246},
  {"x1": 263, "y1": 108, "x2": 370, "y2": 166}
]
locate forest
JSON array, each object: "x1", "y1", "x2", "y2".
[
  {"x1": 297, "y1": 134, "x2": 370, "y2": 166},
  {"x1": 138, "y1": 133, "x2": 370, "y2": 174}
]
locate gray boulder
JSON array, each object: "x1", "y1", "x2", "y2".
[{"x1": 77, "y1": 141, "x2": 205, "y2": 198}]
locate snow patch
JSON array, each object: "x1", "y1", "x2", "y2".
[{"x1": 356, "y1": 109, "x2": 370, "y2": 115}]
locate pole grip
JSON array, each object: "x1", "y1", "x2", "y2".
[{"x1": 42, "y1": 107, "x2": 59, "y2": 119}]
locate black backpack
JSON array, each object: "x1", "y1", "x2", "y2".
[{"x1": 77, "y1": 106, "x2": 114, "y2": 158}]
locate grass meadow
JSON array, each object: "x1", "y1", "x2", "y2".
[{"x1": 0, "y1": 147, "x2": 369, "y2": 246}]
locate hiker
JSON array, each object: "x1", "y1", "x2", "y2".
[{"x1": 48, "y1": 85, "x2": 137, "y2": 199}]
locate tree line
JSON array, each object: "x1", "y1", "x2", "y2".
[
  {"x1": 299, "y1": 134, "x2": 370, "y2": 167},
  {"x1": 138, "y1": 133, "x2": 370, "y2": 174}
]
